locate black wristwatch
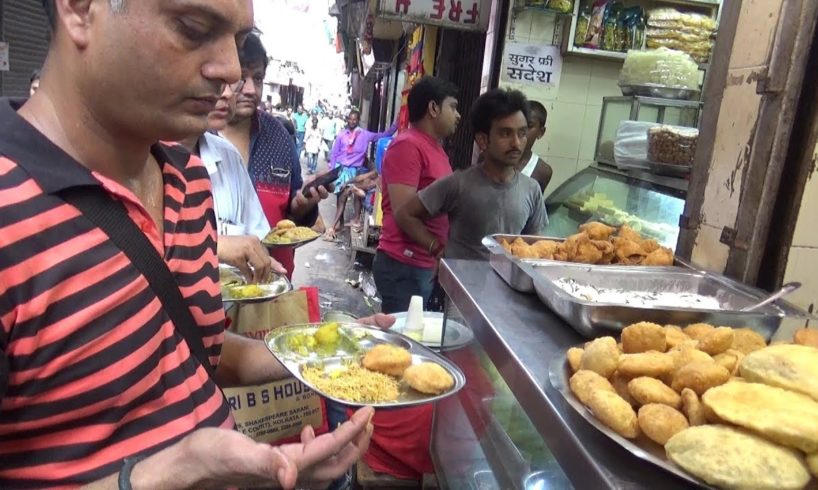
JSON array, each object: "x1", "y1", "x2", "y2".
[{"x1": 118, "y1": 456, "x2": 145, "y2": 490}]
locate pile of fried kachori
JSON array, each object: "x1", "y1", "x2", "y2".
[
  {"x1": 501, "y1": 222, "x2": 673, "y2": 266},
  {"x1": 566, "y1": 322, "x2": 818, "y2": 489}
]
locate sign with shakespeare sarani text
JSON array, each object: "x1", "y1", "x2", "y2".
[
  {"x1": 377, "y1": 0, "x2": 491, "y2": 32},
  {"x1": 501, "y1": 42, "x2": 562, "y2": 91}
]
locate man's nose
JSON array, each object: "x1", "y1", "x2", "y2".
[{"x1": 203, "y1": 38, "x2": 242, "y2": 90}]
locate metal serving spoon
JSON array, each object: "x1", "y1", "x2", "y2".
[{"x1": 740, "y1": 282, "x2": 801, "y2": 312}]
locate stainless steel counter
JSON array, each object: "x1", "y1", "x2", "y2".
[{"x1": 439, "y1": 259, "x2": 693, "y2": 489}]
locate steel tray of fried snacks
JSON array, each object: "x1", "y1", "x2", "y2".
[
  {"x1": 523, "y1": 261, "x2": 807, "y2": 338},
  {"x1": 265, "y1": 323, "x2": 466, "y2": 408},
  {"x1": 547, "y1": 353, "x2": 711, "y2": 488},
  {"x1": 483, "y1": 234, "x2": 686, "y2": 293},
  {"x1": 219, "y1": 265, "x2": 293, "y2": 303}
]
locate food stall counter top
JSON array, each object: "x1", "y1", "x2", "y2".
[{"x1": 439, "y1": 259, "x2": 693, "y2": 489}]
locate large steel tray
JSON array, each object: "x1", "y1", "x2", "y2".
[
  {"x1": 523, "y1": 261, "x2": 806, "y2": 339},
  {"x1": 548, "y1": 353, "x2": 711, "y2": 489},
  {"x1": 483, "y1": 234, "x2": 685, "y2": 294},
  {"x1": 265, "y1": 323, "x2": 466, "y2": 409}
]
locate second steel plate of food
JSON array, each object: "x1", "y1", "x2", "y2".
[
  {"x1": 262, "y1": 219, "x2": 320, "y2": 248},
  {"x1": 265, "y1": 322, "x2": 466, "y2": 408},
  {"x1": 549, "y1": 320, "x2": 818, "y2": 489},
  {"x1": 219, "y1": 265, "x2": 292, "y2": 303}
]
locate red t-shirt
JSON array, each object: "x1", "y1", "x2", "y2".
[{"x1": 379, "y1": 128, "x2": 452, "y2": 269}]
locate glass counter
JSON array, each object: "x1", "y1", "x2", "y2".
[
  {"x1": 432, "y1": 341, "x2": 572, "y2": 490},
  {"x1": 595, "y1": 96, "x2": 701, "y2": 165},
  {"x1": 543, "y1": 164, "x2": 685, "y2": 248}
]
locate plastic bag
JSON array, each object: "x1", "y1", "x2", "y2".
[
  {"x1": 647, "y1": 8, "x2": 717, "y2": 30},
  {"x1": 619, "y1": 47, "x2": 700, "y2": 89},
  {"x1": 575, "y1": 2, "x2": 593, "y2": 47},
  {"x1": 546, "y1": 0, "x2": 574, "y2": 13},
  {"x1": 614, "y1": 120, "x2": 658, "y2": 171},
  {"x1": 601, "y1": 2, "x2": 623, "y2": 51},
  {"x1": 585, "y1": 0, "x2": 608, "y2": 48},
  {"x1": 647, "y1": 125, "x2": 698, "y2": 166}
]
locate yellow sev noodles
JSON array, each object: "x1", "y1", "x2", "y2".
[{"x1": 302, "y1": 365, "x2": 400, "y2": 403}]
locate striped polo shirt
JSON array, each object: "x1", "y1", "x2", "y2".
[{"x1": 0, "y1": 100, "x2": 233, "y2": 488}]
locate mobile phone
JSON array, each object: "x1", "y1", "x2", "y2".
[{"x1": 302, "y1": 166, "x2": 342, "y2": 196}]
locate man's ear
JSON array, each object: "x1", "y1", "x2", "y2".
[
  {"x1": 54, "y1": 0, "x2": 97, "y2": 49},
  {"x1": 475, "y1": 133, "x2": 488, "y2": 152},
  {"x1": 428, "y1": 100, "x2": 440, "y2": 119}
]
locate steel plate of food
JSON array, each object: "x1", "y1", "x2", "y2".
[{"x1": 262, "y1": 219, "x2": 320, "y2": 248}]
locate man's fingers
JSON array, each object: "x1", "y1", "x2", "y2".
[
  {"x1": 316, "y1": 186, "x2": 330, "y2": 199},
  {"x1": 295, "y1": 406, "x2": 374, "y2": 470},
  {"x1": 270, "y1": 257, "x2": 287, "y2": 275}
]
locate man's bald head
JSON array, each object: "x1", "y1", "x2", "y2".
[{"x1": 42, "y1": 0, "x2": 125, "y2": 29}]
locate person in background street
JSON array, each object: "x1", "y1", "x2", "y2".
[
  {"x1": 304, "y1": 114, "x2": 323, "y2": 175},
  {"x1": 222, "y1": 33, "x2": 329, "y2": 279},
  {"x1": 326, "y1": 169, "x2": 379, "y2": 239},
  {"x1": 323, "y1": 109, "x2": 397, "y2": 240},
  {"x1": 0, "y1": 0, "x2": 381, "y2": 487},
  {"x1": 375, "y1": 76, "x2": 459, "y2": 313},
  {"x1": 292, "y1": 104, "x2": 310, "y2": 157},
  {"x1": 519, "y1": 99, "x2": 552, "y2": 193},
  {"x1": 396, "y1": 88, "x2": 548, "y2": 262},
  {"x1": 285, "y1": 105, "x2": 295, "y2": 127},
  {"x1": 178, "y1": 80, "x2": 280, "y2": 282},
  {"x1": 319, "y1": 110, "x2": 339, "y2": 161},
  {"x1": 29, "y1": 69, "x2": 41, "y2": 96}
]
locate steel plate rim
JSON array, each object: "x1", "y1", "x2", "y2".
[
  {"x1": 262, "y1": 233, "x2": 320, "y2": 249},
  {"x1": 389, "y1": 312, "x2": 475, "y2": 350},
  {"x1": 220, "y1": 274, "x2": 293, "y2": 304},
  {"x1": 547, "y1": 352, "x2": 713, "y2": 489},
  {"x1": 264, "y1": 323, "x2": 466, "y2": 409}
]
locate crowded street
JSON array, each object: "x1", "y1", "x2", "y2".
[{"x1": 2, "y1": 0, "x2": 818, "y2": 489}]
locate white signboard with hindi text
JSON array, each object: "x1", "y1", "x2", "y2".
[
  {"x1": 377, "y1": 0, "x2": 490, "y2": 32},
  {"x1": 0, "y1": 43, "x2": 9, "y2": 72},
  {"x1": 501, "y1": 42, "x2": 562, "y2": 92}
]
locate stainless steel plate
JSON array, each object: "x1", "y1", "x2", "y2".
[
  {"x1": 219, "y1": 265, "x2": 293, "y2": 303},
  {"x1": 390, "y1": 312, "x2": 475, "y2": 350},
  {"x1": 548, "y1": 353, "x2": 711, "y2": 489},
  {"x1": 265, "y1": 323, "x2": 466, "y2": 408},
  {"x1": 523, "y1": 261, "x2": 806, "y2": 338},
  {"x1": 262, "y1": 231, "x2": 321, "y2": 249}
]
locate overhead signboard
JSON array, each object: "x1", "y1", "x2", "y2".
[{"x1": 377, "y1": 0, "x2": 491, "y2": 32}]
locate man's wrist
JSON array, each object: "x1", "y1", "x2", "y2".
[{"x1": 129, "y1": 443, "x2": 192, "y2": 490}]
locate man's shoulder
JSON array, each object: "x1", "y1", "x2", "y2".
[{"x1": 202, "y1": 132, "x2": 244, "y2": 163}]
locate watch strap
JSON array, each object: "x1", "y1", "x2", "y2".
[{"x1": 118, "y1": 456, "x2": 145, "y2": 490}]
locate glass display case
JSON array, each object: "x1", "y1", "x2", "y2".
[
  {"x1": 595, "y1": 96, "x2": 702, "y2": 165},
  {"x1": 432, "y1": 342, "x2": 571, "y2": 490},
  {"x1": 543, "y1": 164, "x2": 686, "y2": 248}
]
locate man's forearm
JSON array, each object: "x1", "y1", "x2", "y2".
[
  {"x1": 82, "y1": 443, "x2": 191, "y2": 490},
  {"x1": 217, "y1": 331, "x2": 290, "y2": 387}
]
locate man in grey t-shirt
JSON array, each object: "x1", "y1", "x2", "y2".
[{"x1": 396, "y1": 88, "x2": 548, "y2": 261}]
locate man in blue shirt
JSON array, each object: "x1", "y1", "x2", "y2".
[{"x1": 292, "y1": 104, "x2": 310, "y2": 157}]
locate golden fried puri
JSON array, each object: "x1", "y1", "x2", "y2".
[
  {"x1": 573, "y1": 240, "x2": 604, "y2": 264},
  {"x1": 671, "y1": 361, "x2": 730, "y2": 395},
  {"x1": 617, "y1": 351, "x2": 674, "y2": 378},
  {"x1": 665, "y1": 425, "x2": 811, "y2": 490},
  {"x1": 739, "y1": 343, "x2": 818, "y2": 402},
  {"x1": 639, "y1": 239, "x2": 661, "y2": 254},
  {"x1": 531, "y1": 239, "x2": 560, "y2": 259},
  {"x1": 683, "y1": 323, "x2": 715, "y2": 341},
  {"x1": 730, "y1": 327, "x2": 767, "y2": 354},
  {"x1": 580, "y1": 336, "x2": 619, "y2": 378},
  {"x1": 703, "y1": 381, "x2": 818, "y2": 453},
  {"x1": 403, "y1": 362, "x2": 454, "y2": 395},
  {"x1": 628, "y1": 377, "x2": 681, "y2": 409},
  {"x1": 618, "y1": 224, "x2": 643, "y2": 243},
  {"x1": 642, "y1": 247, "x2": 674, "y2": 267},
  {"x1": 807, "y1": 453, "x2": 818, "y2": 479},
  {"x1": 696, "y1": 326, "x2": 734, "y2": 356},
  {"x1": 637, "y1": 403, "x2": 688, "y2": 445},
  {"x1": 275, "y1": 219, "x2": 296, "y2": 230},
  {"x1": 680, "y1": 388, "x2": 707, "y2": 426},
  {"x1": 566, "y1": 347, "x2": 584, "y2": 372},
  {"x1": 362, "y1": 344, "x2": 412, "y2": 377},
  {"x1": 509, "y1": 238, "x2": 538, "y2": 259},
  {"x1": 579, "y1": 221, "x2": 616, "y2": 240},
  {"x1": 612, "y1": 238, "x2": 647, "y2": 264},
  {"x1": 664, "y1": 325, "x2": 691, "y2": 350},
  {"x1": 621, "y1": 321, "x2": 666, "y2": 353},
  {"x1": 569, "y1": 370, "x2": 615, "y2": 406},
  {"x1": 794, "y1": 328, "x2": 818, "y2": 348},
  {"x1": 586, "y1": 390, "x2": 640, "y2": 439}
]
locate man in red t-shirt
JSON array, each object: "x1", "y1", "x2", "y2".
[
  {"x1": 367, "y1": 77, "x2": 459, "y2": 482},
  {"x1": 375, "y1": 77, "x2": 460, "y2": 314}
]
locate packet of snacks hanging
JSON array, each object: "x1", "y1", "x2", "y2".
[
  {"x1": 646, "y1": 8, "x2": 717, "y2": 63},
  {"x1": 222, "y1": 288, "x2": 328, "y2": 444}
]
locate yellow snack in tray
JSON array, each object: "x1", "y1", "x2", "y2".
[
  {"x1": 637, "y1": 403, "x2": 688, "y2": 446},
  {"x1": 569, "y1": 370, "x2": 615, "y2": 406},
  {"x1": 682, "y1": 322, "x2": 714, "y2": 341},
  {"x1": 671, "y1": 360, "x2": 730, "y2": 395},
  {"x1": 579, "y1": 337, "x2": 619, "y2": 378},
  {"x1": 703, "y1": 381, "x2": 818, "y2": 453},
  {"x1": 586, "y1": 390, "x2": 640, "y2": 439},
  {"x1": 665, "y1": 425, "x2": 811, "y2": 490},
  {"x1": 739, "y1": 343, "x2": 818, "y2": 402},
  {"x1": 611, "y1": 372, "x2": 638, "y2": 407},
  {"x1": 730, "y1": 327, "x2": 767, "y2": 354},
  {"x1": 566, "y1": 347, "x2": 584, "y2": 372},
  {"x1": 679, "y1": 388, "x2": 706, "y2": 426},
  {"x1": 713, "y1": 349, "x2": 743, "y2": 375},
  {"x1": 617, "y1": 351, "x2": 674, "y2": 378},
  {"x1": 663, "y1": 325, "x2": 690, "y2": 350},
  {"x1": 627, "y1": 377, "x2": 681, "y2": 409},
  {"x1": 621, "y1": 322, "x2": 666, "y2": 353},
  {"x1": 696, "y1": 326, "x2": 734, "y2": 355},
  {"x1": 807, "y1": 453, "x2": 818, "y2": 479}
]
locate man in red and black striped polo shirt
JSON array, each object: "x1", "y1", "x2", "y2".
[{"x1": 0, "y1": 1, "x2": 388, "y2": 488}]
